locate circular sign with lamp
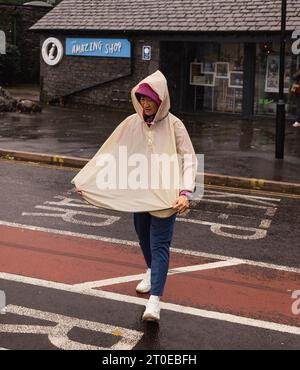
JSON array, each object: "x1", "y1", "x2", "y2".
[{"x1": 42, "y1": 37, "x2": 64, "y2": 66}]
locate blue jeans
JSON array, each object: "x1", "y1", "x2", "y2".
[{"x1": 133, "y1": 212, "x2": 177, "y2": 296}]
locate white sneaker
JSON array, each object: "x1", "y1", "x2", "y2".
[
  {"x1": 136, "y1": 269, "x2": 151, "y2": 293},
  {"x1": 293, "y1": 122, "x2": 300, "y2": 127},
  {"x1": 142, "y1": 296, "x2": 160, "y2": 322}
]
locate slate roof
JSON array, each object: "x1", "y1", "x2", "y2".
[{"x1": 31, "y1": 0, "x2": 300, "y2": 32}]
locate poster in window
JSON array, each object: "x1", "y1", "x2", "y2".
[
  {"x1": 202, "y1": 72, "x2": 215, "y2": 86},
  {"x1": 203, "y1": 62, "x2": 215, "y2": 73},
  {"x1": 215, "y1": 62, "x2": 229, "y2": 78},
  {"x1": 190, "y1": 63, "x2": 203, "y2": 85},
  {"x1": 229, "y1": 71, "x2": 243, "y2": 88},
  {"x1": 265, "y1": 55, "x2": 291, "y2": 93},
  {"x1": 193, "y1": 72, "x2": 215, "y2": 86}
]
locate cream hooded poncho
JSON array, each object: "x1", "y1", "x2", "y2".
[{"x1": 71, "y1": 70, "x2": 197, "y2": 218}]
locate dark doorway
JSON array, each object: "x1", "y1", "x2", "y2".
[{"x1": 160, "y1": 41, "x2": 184, "y2": 113}]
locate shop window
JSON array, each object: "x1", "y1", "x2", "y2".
[
  {"x1": 254, "y1": 42, "x2": 298, "y2": 116},
  {"x1": 189, "y1": 43, "x2": 244, "y2": 114}
]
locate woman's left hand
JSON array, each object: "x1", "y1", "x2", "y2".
[
  {"x1": 172, "y1": 195, "x2": 189, "y2": 214},
  {"x1": 73, "y1": 187, "x2": 83, "y2": 196}
]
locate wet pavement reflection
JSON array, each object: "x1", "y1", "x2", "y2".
[{"x1": 0, "y1": 102, "x2": 300, "y2": 183}]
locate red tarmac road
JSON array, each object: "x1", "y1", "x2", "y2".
[{"x1": 1, "y1": 224, "x2": 300, "y2": 329}]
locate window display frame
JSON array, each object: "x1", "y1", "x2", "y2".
[
  {"x1": 189, "y1": 62, "x2": 216, "y2": 86},
  {"x1": 229, "y1": 71, "x2": 244, "y2": 89},
  {"x1": 215, "y1": 62, "x2": 230, "y2": 78},
  {"x1": 202, "y1": 62, "x2": 216, "y2": 73},
  {"x1": 189, "y1": 62, "x2": 203, "y2": 85}
]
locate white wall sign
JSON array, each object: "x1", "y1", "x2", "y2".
[
  {"x1": 142, "y1": 45, "x2": 151, "y2": 61},
  {"x1": 0, "y1": 30, "x2": 6, "y2": 55},
  {"x1": 42, "y1": 37, "x2": 64, "y2": 66}
]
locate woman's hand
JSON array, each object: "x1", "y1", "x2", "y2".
[
  {"x1": 73, "y1": 187, "x2": 83, "y2": 196},
  {"x1": 172, "y1": 195, "x2": 189, "y2": 214}
]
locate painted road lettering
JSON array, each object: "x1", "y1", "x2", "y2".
[
  {"x1": 45, "y1": 195, "x2": 97, "y2": 209},
  {"x1": 180, "y1": 189, "x2": 281, "y2": 240},
  {"x1": 0, "y1": 290, "x2": 5, "y2": 314},
  {"x1": 0, "y1": 305, "x2": 143, "y2": 350},
  {"x1": 22, "y1": 194, "x2": 120, "y2": 226},
  {"x1": 292, "y1": 290, "x2": 300, "y2": 315},
  {"x1": 21, "y1": 189, "x2": 281, "y2": 239}
]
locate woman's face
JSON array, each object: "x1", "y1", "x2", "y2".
[{"x1": 140, "y1": 96, "x2": 158, "y2": 116}]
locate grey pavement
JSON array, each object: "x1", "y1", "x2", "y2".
[{"x1": 1, "y1": 84, "x2": 300, "y2": 184}]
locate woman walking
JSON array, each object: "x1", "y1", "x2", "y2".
[{"x1": 73, "y1": 70, "x2": 197, "y2": 322}]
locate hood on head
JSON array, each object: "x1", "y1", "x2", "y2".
[
  {"x1": 131, "y1": 70, "x2": 170, "y2": 123},
  {"x1": 135, "y1": 83, "x2": 162, "y2": 108}
]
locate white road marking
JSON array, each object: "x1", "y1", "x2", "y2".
[
  {"x1": 260, "y1": 219, "x2": 272, "y2": 229},
  {"x1": 191, "y1": 208, "x2": 257, "y2": 220},
  {"x1": 22, "y1": 206, "x2": 120, "y2": 227},
  {"x1": 74, "y1": 273, "x2": 146, "y2": 289},
  {"x1": 0, "y1": 305, "x2": 143, "y2": 350},
  {"x1": 204, "y1": 183, "x2": 300, "y2": 200},
  {"x1": 177, "y1": 218, "x2": 267, "y2": 240},
  {"x1": 22, "y1": 191, "x2": 277, "y2": 240},
  {"x1": 45, "y1": 196, "x2": 98, "y2": 209},
  {"x1": 0, "y1": 289, "x2": 5, "y2": 314},
  {"x1": 25, "y1": 200, "x2": 271, "y2": 240},
  {"x1": 167, "y1": 259, "x2": 243, "y2": 274},
  {"x1": 186, "y1": 192, "x2": 278, "y2": 239},
  {"x1": 0, "y1": 220, "x2": 299, "y2": 274},
  {"x1": 218, "y1": 213, "x2": 229, "y2": 220},
  {"x1": 265, "y1": 208, "x2": 277, "y2": 217},
  {"x1": 0, "y1": 272, "x2": 300, "y2": 336},
  {"x1": 196, "y1": 186, "x2": 285, "y2": 202},
  {"x1": 194, "y1": 191, "x2": 280, "y2": 234},
  {"x1": 196, "y1": 198, "x2": 277, "y2": 214},
  {"x1": 201, "y1": 189, "x2": 282, "y2": 204},
  {"x1": 73, "y1": 259, "x2": 243, "y2": 289}
]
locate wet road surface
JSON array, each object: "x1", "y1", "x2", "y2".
[{"x1": 0, "y1": 160, "x2": 300, "y2": 350}]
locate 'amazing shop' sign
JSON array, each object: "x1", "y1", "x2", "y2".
[{"x1": 66, "y1": 38, "x2": 131, "y2": 58}]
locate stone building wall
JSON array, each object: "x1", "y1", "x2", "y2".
[
  {"x1": 0, "y1": 4, "x2": 51, "y2": 83},
  {"x1": 39, "y1": 33, "x2": 160, "y2": 110}
]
